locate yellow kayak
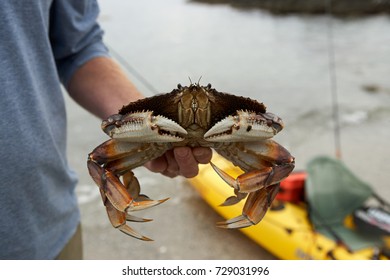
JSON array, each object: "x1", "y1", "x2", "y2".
[{"x1": 189, "y1": 154, "x2": 390, "y2": 260}]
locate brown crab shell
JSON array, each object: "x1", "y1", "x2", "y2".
[{"x1": 118, "y1": 84, "x2": 267, "y2": 130}]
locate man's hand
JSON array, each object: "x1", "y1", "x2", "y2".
[{"x1": 144, "y1": 147, "x2": 212, "y2": 178}]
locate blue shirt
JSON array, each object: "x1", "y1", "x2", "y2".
[{"x1": 0, "y1": 0, "x2": 109, "y2": 259}]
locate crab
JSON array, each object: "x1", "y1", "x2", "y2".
[{"x1": 87, "y1": 83, "x2": 295, "y2": 241}]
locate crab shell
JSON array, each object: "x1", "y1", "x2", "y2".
[{"x1": 87, "y1": 83, "x2": 295, "y2": 240}]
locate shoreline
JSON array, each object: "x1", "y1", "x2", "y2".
[{"x1": 190, "y1": 0, "x2": 390, "y2": 16}]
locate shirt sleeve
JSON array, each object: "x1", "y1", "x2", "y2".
[{"x1": 49, "y1": 0, "x2": 110, "y2": 88}]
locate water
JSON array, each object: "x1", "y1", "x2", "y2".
[
  {"x1": 99, "y1": 0, "x2": 390, "y2": 107},
  {"x1": 68, "y1": 0, "x2": 390, "y2": 259}
]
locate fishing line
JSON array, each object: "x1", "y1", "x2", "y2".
[
  {"x1": 106, "y1": 43, "x2": 159, "y2": 95},
  {"x1": 326, "y1": 0, "x2": 342, "y2": 159}
]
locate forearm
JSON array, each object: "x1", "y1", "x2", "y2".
[{"x1": 67, "y1": 56, "x2": 144, "y2": 119}]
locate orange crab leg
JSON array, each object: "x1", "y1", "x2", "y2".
[
  {"x1": 88, "y1": 159, "x2": 167, "y2": 212},
  {"x1": 87, "y1": 159, "x2": 130, "y2": 211},
  {"x1": 89, "y1": 139, "x2": 141, "y2": 164},
  {"x1": 213, "y1": 139, "x2": 294, "y2": 228},
  {"x1": 90, "y1": 139, "x2": 169, "y2": 175},
  {"x1": 217, "y1": 184, "x2": 280, "y2": 229},
  {"x1": 87, "y1": 159, "x2": 167, "y2": 240},
  {"x1": 211, "y1": 162, "x2": 294, "y2": 193},
  {"x1": 99, "y1": 189, "x2": 153, "y2": 241},
  {"x1": 123, "y1": 171, "x2": 141, "y2": 199}
]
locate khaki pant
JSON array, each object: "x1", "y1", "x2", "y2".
[{"x1": 56, "y1": 224, "x2": 83, "y2": 260}]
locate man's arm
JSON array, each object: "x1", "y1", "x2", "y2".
[
  {"x1": 67, "y1": 56, "x2": 212, "y2": 177},
  {"x1": 67, "y1": 56, "x2": 142, "y2": 119}
]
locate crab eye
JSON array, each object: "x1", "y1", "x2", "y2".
[
  {"x1": 177, "y1": 84, "x2": 183, "y2": 90},
  {"x1": 206, "y1": 83, "x2": 212, "y2": 90}
]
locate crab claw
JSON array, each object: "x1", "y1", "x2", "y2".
[
  {"x1": 217, "y1": 184, "x2": 280, "y2": 229},
  {"x1": 102, "y1": 111, "x2": 187, "y2": 142},
  {"x1": 204, "y1": 110, "x2": 283, "y2": 142}
]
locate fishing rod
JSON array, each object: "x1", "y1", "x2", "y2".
[
  {"x1": 326, "y1": 0, "x2": 342, "y2": 159},
  {"x1": 106, "y1": 43, "x2": 159, "y2": 95},
  {"x1": 297, "y1": 0, "x2": 351, "y2": 258}
]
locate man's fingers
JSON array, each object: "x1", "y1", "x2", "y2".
[
  {"x1": 193, "y1": 147, "x2": 212, "y2": 164},
  {"x1": 144, "y1": 147, "x2": 213, "y2": 179},
  {"x1": 174, "y1": 147, "x2": 199, "y2": 178},
  {"x1": 144, "y1": 155, "x2": 167, "y2": 173},
  {"x1": 164, "y1": 149, "x2": 180, "y2": 177}
]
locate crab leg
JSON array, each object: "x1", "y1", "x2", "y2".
[
  {"x1": 211, "y1": 161, "x2": 293, "y2": 193},
  {"x1": 217, "y1": 184, "x2": 280, "y2": 229},
  {"x1": 122, "y1": 171, "x2": 142, "y2": 200},
  {"x1": 87, "y1": 158, "x2": 167, "y2": 240},
  {"x1": 88, "y1": 159, "x2": 168, "y2": 213},
  {"x1": 122, "y1": 171, "x2": 157, "y2": 207},
  {"x1": 213, "y1": 139, "x2": 294, "y2": 199},
  {"x1": 102, "y1": 190, "x2": 153, "y2": 241},
  {"x1": 89, "y1": 139, "x2": 143, "y2": 164},
  {"x1": 219, "y1": 188, "x2": 247, "y2": 207},
  {"x1": 212, "y1": 140, "x2": 294, "y2": 228}
]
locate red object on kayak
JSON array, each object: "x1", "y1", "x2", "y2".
[{"x1": 277, "y1": 172, "x2": 307, "y2": 203}]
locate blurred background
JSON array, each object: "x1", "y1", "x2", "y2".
[{"x1": 66, "y1": 0, "x2": 390, "y2": 259}]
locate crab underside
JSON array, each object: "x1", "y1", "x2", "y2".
[{"x1": 87, "y1": 83, "x2": 295, "y2": 240}]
